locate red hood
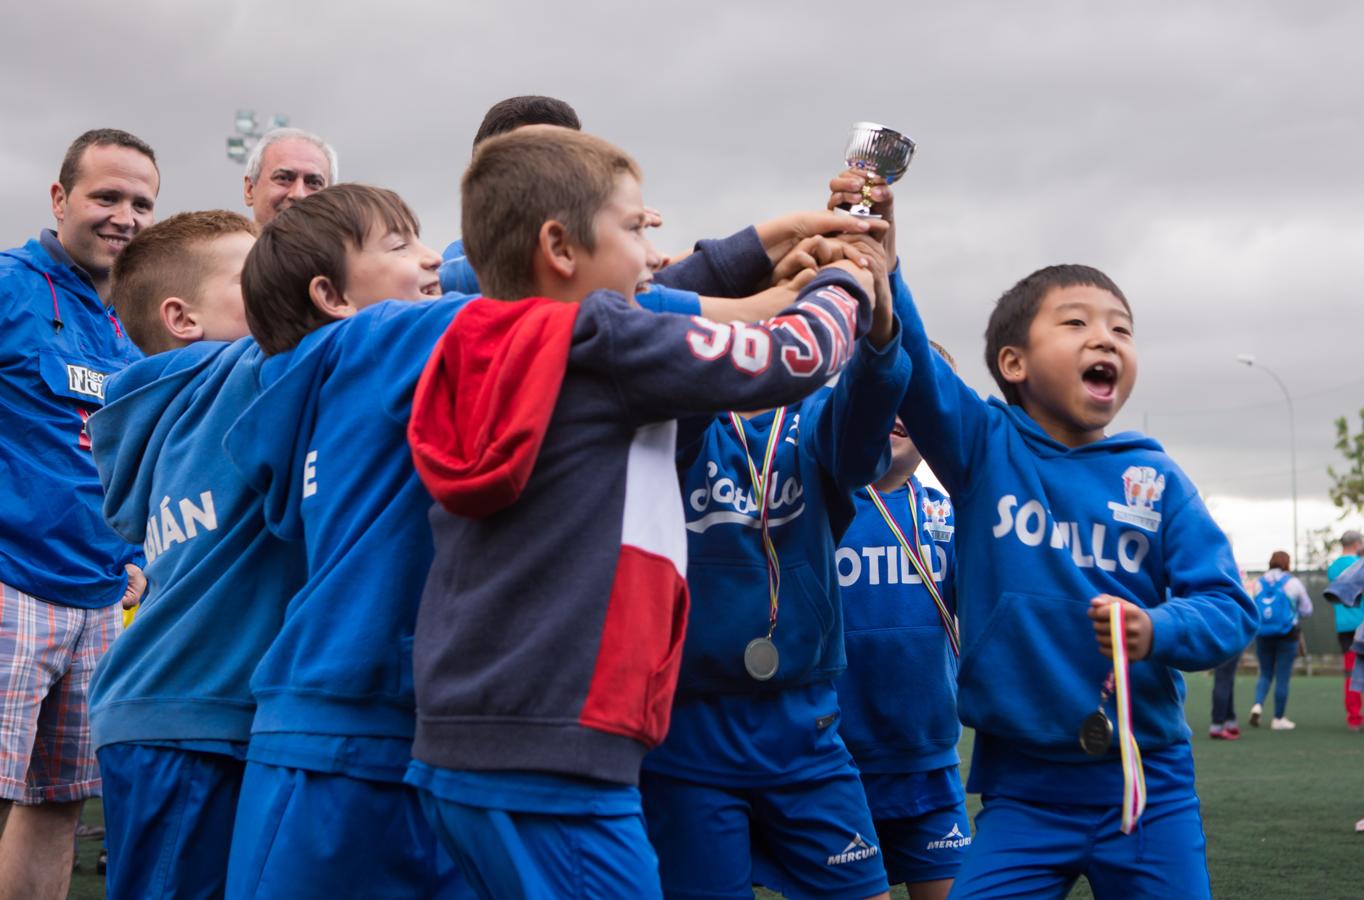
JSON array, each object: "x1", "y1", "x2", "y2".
[{"x1": 408, "y1": 297, "x2": 578, "y2": 517}]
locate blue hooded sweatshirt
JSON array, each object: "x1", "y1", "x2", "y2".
[
  {"x1": 440, "y1": 229, "x2": 775, "y2": 316},
  {"x1": 0, "y1": 233, "x2": 142, "y2": 607},
  {"x1": 87, "y1": 339, "x2": 306, "y2": 750},
  {"x1": 890, "y1": 272, "x2": 1257, "y2": 806},
  {"x1": 643, "y1": 318, "x2": 910, "y2": 785},
  {"x1": 834, "y1": 478, "x2": 958, "y2": 774},
  {"x1": 834, "y1": 478, "x2": 963, "y2": 819},
  {"x1": 223, "y1": 297, "x2": 472, "y2": 781}
]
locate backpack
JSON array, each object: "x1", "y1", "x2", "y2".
[{"x1": 1255, "y1": 574, "x2": 1298, "y2": 638}]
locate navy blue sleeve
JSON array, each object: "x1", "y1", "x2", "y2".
[
  {"x1": 636, "y1": 286, "x2": 702, "y2": 316},
  {"x1": 575, "y1": 269, "x2": 872, "y2": 426},
  {"x1": 652, "y1": 227, "x2": 772, "y2": 298}
]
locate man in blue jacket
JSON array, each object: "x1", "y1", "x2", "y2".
[{"x1": 0, "y1": 128, "x2": 155, "y2": 898}]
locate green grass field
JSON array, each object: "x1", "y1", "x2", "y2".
[{"x1": 68, "y1": 675, "x2": 1361, "y2": 899}]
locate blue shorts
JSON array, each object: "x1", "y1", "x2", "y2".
[
  {"x1": 417, "y1": 790, "x2": 661, "y2": 900},
  {"x1": 641, "y1": 767, "x2": 888, "y2": 900},
  {"x1": 875, "y1": 798, "x2": 971, "y2": 885},
  {"x1": 951, "y1": 792, "x2": 1211, "y2": 899},
  {"x1": 225, "y1": 760, "x2": 469, "y2": 899},
  {"x1": 98, "y1": 742, "x2": 244, "y2": 900}
]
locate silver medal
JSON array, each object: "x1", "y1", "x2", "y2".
[{"x1": 743, "y1": 637, "x2": 780, "y2": 681}]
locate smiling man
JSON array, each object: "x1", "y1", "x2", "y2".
[
  {"x1": 0, "y1": 128, "x2": 154, "y2": 899},
  {"x1": 242, "y1": 127, "x2": 338, "y2": 226}
]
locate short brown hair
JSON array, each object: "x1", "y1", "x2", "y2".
[
  {"x1": 461, "y1": 125, "x2": 641, "y2": 300},
  {"x1": 59, "y1": 128, "x2": 158, "y2": 194},
  {"x1": 242, "y1": 184, "x2": 421, "y2": 355},
  {"x1": 984, "y1": 265, "x2": 1131, "y2": 405},
  {"x1": 1268, "y1": 550, "x2": 1291, "y2": 571},
  {"x1": 110, "y1": 210, "x2": 257, "y2": 354}
]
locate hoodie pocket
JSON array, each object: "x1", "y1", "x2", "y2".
[
  {"x1": 679, "y1": 557, "x2": 832, "y2": 692},
  {"x1": 955, "y1": 591, "x2": 1107, "y2": 747},
  {"x1": 37, "y1": 349, "x2": 113, "y2": 406}
]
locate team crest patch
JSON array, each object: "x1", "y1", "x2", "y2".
[
  {"x1": 1107, "y1": 466, "x2": 1165, "y2": 532},
  {"x1": 922, "y1": 496, "x2": 954, "y2": 542}
]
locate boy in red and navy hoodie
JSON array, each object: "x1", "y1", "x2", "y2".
[{"x1": 406, "y1": 125, "x2": 887, "y2": 899}]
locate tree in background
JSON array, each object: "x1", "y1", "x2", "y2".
[{"x1": 1328, "y1": 408, "x2": 1364, "y2": 517}]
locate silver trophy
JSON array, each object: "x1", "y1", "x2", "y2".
[{"x1": 842, "y1": 122, "x2": 916, "y2": 217}]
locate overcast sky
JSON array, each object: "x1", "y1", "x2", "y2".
[{"x1": 4, "y1": 1, "x2": 1361, "y2": 568}]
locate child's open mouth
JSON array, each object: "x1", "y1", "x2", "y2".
[
  {"x1": 1082, "y1": 361, "x2": 1118, "y2": 402},
  {"x1": 890, "y1": 421, "x2": 908, "y2": 438}
]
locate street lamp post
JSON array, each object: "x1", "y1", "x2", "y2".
[{"x1": 1236, "y1": 354, "x2": 1298, "y2": 565}]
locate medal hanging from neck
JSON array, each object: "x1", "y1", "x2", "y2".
[
  {"x1": 1077, "y1": 600, "x2": 1147, "y2": 834},
  {"x1": 867, "y1": 484, "x2": 959, "y2": 657},
  {"x1": 730, "y1": 408, "x2": 787, "y2": 682}
]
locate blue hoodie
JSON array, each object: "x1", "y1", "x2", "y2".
[
  {"x1": 834, "y1": 477, "x2": 958, "y2": 777},
  {"x1": 0, "y1": 233, "x2": 142, "y2": 607},
  {"x1": 890, "y1": 272, "x2": 1256, "y2": 805},
  {"x1": 440, "y1": 230, "x2": 775, "y2": 316},
  {"x1": 643, "y1": 321, "x2": 910, "y2": 784},
  {"x1": 87, "y1": 339, "x2": 306, "y2": 750},
  {"x1": 224, "y1": 297, "x2": 472, "y2": 780}
]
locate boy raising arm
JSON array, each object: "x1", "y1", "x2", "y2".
[
  {"x1": 846, "y1": 162, "x2": 1255, "y2": 899},
  {"x1": 405, "y1": 125, "x2": 883, "y2": 900}
]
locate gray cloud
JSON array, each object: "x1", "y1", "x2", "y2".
[{"x1": 4, "y1": 0, "x2": 1361, "y2": 536}]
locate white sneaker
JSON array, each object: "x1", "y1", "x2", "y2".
[
  {"x1": 1249, "y1": 704, "x2": 1262, "y2": 727},
  {"x1": 1271, "y1": 717, "x2": 1296, "y2": 730}
]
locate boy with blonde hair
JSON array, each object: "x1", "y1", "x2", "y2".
[{"x1": 88, "y1": 209, "x2": 308, "y2": 899}]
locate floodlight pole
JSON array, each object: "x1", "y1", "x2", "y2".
[
  {"x1": 226, "y1": 110, "x2": 290, "y2": 165},
  {"x1": 1236, "y1": 354, "x2": 1298, "y2": 566}
]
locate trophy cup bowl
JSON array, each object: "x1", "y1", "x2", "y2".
[{"x1": 843, "y1": 122, "x2": 916, "y2": 217}]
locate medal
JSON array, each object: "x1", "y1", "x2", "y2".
[
  {"x1": 743, "y1": 636, "x2": 780, "y2": 681},
  {"x1": 1079, "y1": 709, "x2": 1114, "y2": 756},
  {"x1": 1079, "y1": 672, "x2": 1116, "y2": 756},
  {"x1": 730, "y1": 409, "x2": 787, "y2": 681}
]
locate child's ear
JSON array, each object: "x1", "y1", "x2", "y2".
[
  {"x1": 160, "y1": 296, "x2": 204, "y2": 343},
  {"x1": 308, "y1": 275, "x2": 355, "y2": 320},
  {"x1": 538, "y1": 220, "x2": 576, "y2": 281},
  {"x1": 997, "y1": 344, "x2": 1027, "y2": 386}
]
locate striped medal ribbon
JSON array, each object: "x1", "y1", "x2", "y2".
[
  {"x1": 1110, "y1": 600, "x2": 1147, "y2": 834},
  {"x1": 730, "y1": 409, "x2": 788, "y2": 680},
  {"x1": 867, "y1": 485, "x2": 960, "y2": 657}
]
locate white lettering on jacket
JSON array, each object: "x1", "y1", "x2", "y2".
[
  {"x1": 991, "y1": 494, "x2": 1150, "y2": 574},
  {"x1": 143, "y1": 491, "x2": 218, "y2": 563},
  {"x1": 302, "y1": 450, "x2": 318, "y2": 498},
  {"x1": 66, "y1": 364, "x2": 107, "y2": 401},
  {"x1": 836, "y1": 544, "x2": 948, "y2": 587},
  {"x1": 686, "y1": 460, "x2": 805, "y2": 533}
]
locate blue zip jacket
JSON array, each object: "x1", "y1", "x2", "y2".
[
  {"x1": 669, "y1": 327, "x2": 910, "y2": 696},
  {"x1": 440, "y1": 229, "x2": 775, "y2": 316},
  {"x1": 87, "y1": 339, "x2": 306, "y2": 749},
  {"x1": 890, "y1": 272, "x2": 1256, "y2": 801},
  {"x1": 0, "y1": 233, "x2": 142, "y2": 607},
  {"x1": 224, "y1": 297, "x2": 473, "y2": 747},
  {"x1": 834, "y1": 477, "x2": 959, "y2": 775}
]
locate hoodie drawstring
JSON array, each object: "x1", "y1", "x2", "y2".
[{"x1": 44, "y1": 273, "x2": 63, "y2": 334}]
